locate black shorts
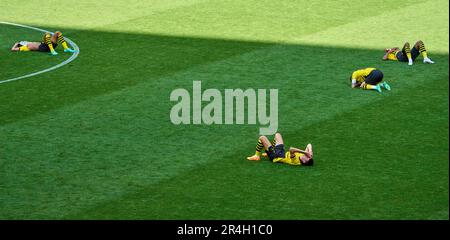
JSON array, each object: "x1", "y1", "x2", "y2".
[
  {"x1": 38, "y1": 42, "x2": 58, "y2": 52},
  {"x1": 396, "y1": 47, "x2": 420, "y2": 62},
  {"x1": 365, "y1": 69, "x2": 384, "y2": 85},
  {"x1": 266, "y1": 144, "x2": 285, "y2": 161}
]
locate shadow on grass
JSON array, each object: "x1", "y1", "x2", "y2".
[{"x1": 0, "y1": 25, "x2": 448, "y2": 127}]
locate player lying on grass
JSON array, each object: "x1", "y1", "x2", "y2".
[
  {"x1": 11, "y1": 31, "x2": 75, "y2": 56},
  {"x1": 247, "y1": 132, "x2": 314, "y2": 166},
  {"x1": 350, "y1": 67, "x2": 391, "y2": 93},
  {"x1": 383, "y1": 40, "x2": 434, "y2": 65}
]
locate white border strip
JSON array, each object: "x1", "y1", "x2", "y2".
[{"x1": 0, "y1": 21, "x2": 80, "y2": 84}]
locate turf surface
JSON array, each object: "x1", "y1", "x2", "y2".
[{"x1": 0, "y1": 0, "x2": 448, "y2": 219}]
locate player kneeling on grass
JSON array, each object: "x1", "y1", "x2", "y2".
[
  {"x1": 382, "y1": 40, "x2": 434, "y2": 66},
  {"x1": 350, "y1": 67, "x2": 391, "y2": 93},
  {"x1": 247, "y1": 132, "x2": 314, "y2": 166},
  {"x1": 11, "y1": 31, "x2": 75, "y2": 56}
]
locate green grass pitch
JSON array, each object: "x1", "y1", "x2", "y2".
[{"x1": 0, "y1": 0, "x2": 448, "y2": 219}]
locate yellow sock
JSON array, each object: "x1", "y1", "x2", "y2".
[
  {"x1": 48, "y1": 44, "x2": 55, "y2": 52},
  {"x1": 255, "y1": 140, "x2": 263, "y2": 156},
  {"x1": 62, "y1": 42, "x2": 69, "y2": 49},
  {"x1": 362, "y1": 84, "x2": 377, "y2": 90},
  {"x1": 406, "y1": 52, "x2": 412, "y2": 60},
  {"x1": 44, "y1": 34, "x2": 55, "y2": 52},
  {"x1": 418, "y1": 42, "x2": 428, "y2": 58},
  {"x1": 57, "y1": 34, "x2": 70, "y2": 49}
]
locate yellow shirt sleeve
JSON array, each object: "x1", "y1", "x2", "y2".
[{"x1": 19, "y1": 45, "x2": 30, "y2": 52}]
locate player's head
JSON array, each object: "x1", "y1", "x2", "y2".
[
  {"x1": 300, "y1": 154, "x2": 314, "y2": 166},
  {"x1": 303, "y1": 158, "x2": 314, "y2": 166}
]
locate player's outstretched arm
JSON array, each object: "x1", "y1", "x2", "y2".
[{"x1": 11, "y1": 42, "x2": 20, "y2": 51}]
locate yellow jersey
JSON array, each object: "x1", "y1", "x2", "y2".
[
  {"x1": 272, "y1": 152, "x2": 303, "y2": 166},
  {"x1": 386, "y1": 50, "x2": 399, "y2": 61},
  {"x1": 351, "y1": 68, "x2": 376, "y2": 84},
  {"x1": 19, "y1": 45, "x2": 30, "y2": 52}
]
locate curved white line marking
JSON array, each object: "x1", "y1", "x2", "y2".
[{"x1": 0, "y1": 21, "x2": 80, "y2": 84}]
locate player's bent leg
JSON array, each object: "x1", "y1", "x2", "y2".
[
  {"x1": 409, "y1": 40, "x2": 422, "y2": 62},
  {"x1": 54, "y1": 31, "x2": 76, "y2": 53},
  {"x1": 362, "y1": 83, "x2": 382, "y2": 93},
  {"x1": 415, "y1": 40, "x2": 434, "y2": 64},
  {"x1": 274, "y1": 132, "x2": 284, "y2": 146},
  {"x1": 364, "y1": 69, "x2": 383, "y2": 92},
  {"x1": 414, "y1": 40, "x2": 423, "y2": 49},
  {"x1": 260, "y1": 133, "x2": 283, "y2": 158},
  {"x1": 247, "y1": 136, "x2": 271, "y2": 161},
  {"x1": 260, "y1": 136, "x2": 272, "y2": 150},
  {"x1": 263, "y1": 137, "x2": 277, "y2": 157},
  {"x1": 402, "y1": 42, "x2": 413, "y2": 65},
  {"x1": 44, "y1": 33, "x2": 58, "y2": 55},
  {"x1": 51, "y1": 32, "x2": 60, "y2": 44}
]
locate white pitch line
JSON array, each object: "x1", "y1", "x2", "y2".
[{"x1": 0, "y1": 21, "x2": 80, "y2": 84}]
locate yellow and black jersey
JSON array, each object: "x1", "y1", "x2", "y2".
[
  {"x1": 386, "y1": 49, "x2": 410, "y2": 62},
  {"x1": 351, "y1": 68, "x2": 376, "y2": 84},
  {"x1": 386, "y1": 50, "x2": 400, "y2": 61},
  {"x1": 272, "y1": 152, "x2": 303, "y2": 166},
  {"x1": 19, "y1": 45, "x2": 30, "y2": 51},
  {"x1": 351, "y1": 68, "x2": 384, "y2": 85}
]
